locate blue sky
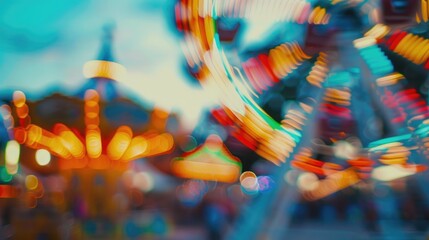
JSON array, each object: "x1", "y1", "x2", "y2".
[{"x1": 0, "y1": 0, "x2": 216, "y2": 129}]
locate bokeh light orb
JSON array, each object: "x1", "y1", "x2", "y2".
[{"x1": 35, "y1": 149, "x2": 51, "y2": 166}]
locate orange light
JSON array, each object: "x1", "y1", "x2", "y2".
[
  {"x1": 120, "y1": 136, "x2": 148, "y2": 162},
  {"x1": 268, "y1": 42, "x2": 311, "y2": 79},
  {"x1": 308, "y1": 6, "x2": 330, "y2": 25},
  {"x1": 172, "y1": 137, "x2": 242, "y2": 183},
  {"x1": 53, "y1": 124, "x2": 85, "y2": 159},
  {"x1": 16, "y1": 104, "x2": 29, "y2": 119},
  {"x1": 172, "y1": 160, "x2": 241, "y2": 183},
  {"x1": 13, "y1": 127, "x2": 27, "y2": 144},
  {"x1": 84, "y1": 96, "x2": 100, "y2": 128},
  {"x1": 365, "y1": 24, "x2": 390, "y2": 39},
  {"x1": 85, "y1": 104, "x2": 99, "y2": 117},
  {"x1": 306, "y1": 52, "x2": 329, "y2": 87},
  {"x1": 107, "y1": 126, "x2": 133, "y2": 160},
  {"x1": 240, "y1": 171, "x2": 259, "y2": 192},
  {"x1": 26, "y1": 124, "x2": 71, "y2": 158},
  {"x1": 26, "y1": 124, "x2": 43, "y2": 146},
  {"x1": 85, "y1": 117, "x2": 100, "y2": 129},
  {"x1": 84, "y1": 89, "x2": 99, "y2": 102},
  {"x1": 88, "y1": 154, "x2": 110, "y2": 170},
  {"x1": 83, "y1": 60, "x2": 127, "y2": 81},
  {"x1": 150, "y1": 108, "x2": 170, "y2": 131},
  {"x1": 12, "y1": 91, "x2": 26, "y2": 108},
  {"x1": 145, "y1": 133, "x2": 174, "y2": 157},
  {"x1": 49, "y1": 138, "x2": 72, "y2": 159},
  {"x1": 376, "y1": 72, "x2": 404, "y2": 87},
  {"x1": 302, "y1": 168, "x2": 361, "y2": 201},
  {"x1": 25, "y1": 175, "x2": 39, "y2": 190}
]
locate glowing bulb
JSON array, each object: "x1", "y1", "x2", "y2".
[
  {"x1": 333, "y1": 141, "x2": 358, "y2": 159},
  {"x1": 86, "y1": 128, "x2": 102, "y2": 158},
  {"x1": 5, "y1": 140, "x2": 20, "y2": 174},
  {"x1": 132, "y1": 172, "x2": 154, "y2": 192},
  {"x1": 54, "y1": 124, "x2": 85, "y2": 159},
  {"x1": 107, "y1": 126, "x2": 133, "y2": 160},
  {"x1": 16, "y1": 104, "x2": 29, "y2": 119},
  {"x1": 35, "y1": 149, "x2": 51, "y2": 166},
  {"x1": 240, "y1": 171, "x2": 259, "y2": 194},
  {"x1": 25, "y1": 175, "x2": 38, "y2": 190},
  {"x1": 120, "y1": 136, "x2": 148, "y2": 161},
  {"x1": 297, "y1": 172, "x2": 319, "y2": 191},
  {"x1": 12, "y1": 91, "x2": 26, "y2": 107},
  {"x1": 83, "y1": 60, "x2": 127, "y2": 81},
  {"x1": 84, "y1": 89, "x2": 99, "y2": 102}
]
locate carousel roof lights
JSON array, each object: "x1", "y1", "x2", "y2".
[
  {"x1": 83, "y1": 25, "x2": 127, "y2": 82},
  {"x1": 12, "y1": 90, "x2": 174, "y2": 170},
  {"x1": 6, "y1": 27, "x2": 179, "y2": 171},
  {"x1": 83, "y1": 60, "x2": 127, "y2": 82}
]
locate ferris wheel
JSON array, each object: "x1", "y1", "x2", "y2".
[{"x1": 175, "y1": 0, "x2": 429, "y2": 239}]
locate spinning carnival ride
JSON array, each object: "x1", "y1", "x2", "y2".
[{"x1": 175, "y1": 0, "x2": 429, "y2": 239}]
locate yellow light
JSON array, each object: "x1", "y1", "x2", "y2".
[
  {"x1": 372, "y1": 165, "x2": 417, "y2": 181},
  {"x1": 12, "y1": 91, "x2": 26, "y2": 108},
  {"x1": 35, "y1": 149, "x2": 51, "y2": 166},
  {"x1": 83, "y1": 60, "x2": 127, "y2": 81},
  {"x1": 376, "y1": 72, "x2": 404, "y2": 87},
  {"x1": 5, "y1": 140, "x2": 20, "y2": 165},
  {"x1": 302, "y1": 168, "x2": 361, "y2": 201},
  {"x1": 306, "y1": 52, "x2": 329, "y2": 87},
  {"x1": 26, "y1": 124, "x2": 71, "y2": 159},
  {"x1": 145, "y1": 133, "x2": 174, "y2": 157},
  {"x1": 364, "y1": 24, "x2": 390, "y2": 39},
  {"x1": 120, "y1": 136, "x2": 148, "y2": 161},
  {"x1": 54, "y1": 124, "x2": 85, "y2": 159},
  {"x1": 172, "y1": 160, "x2": 241, "y2": 183},
  {"x1": 268, "y1": 42, "x2": 310, "y2": 79},
  {"x1": 422, "y1": 0, "x2": 429, "y2": 22},
  {"x1": 172, "y1": 136, "x2": 241, "y2": 183},
  {"x1": 107, "y1": 126, "x2": 133, "y2": 160},
  {"x1": 353, "y1": 36, "x2": 376, "y2": 49},
  {"x1": 49, "y1": 138, "x2": 72, "y2": 159},
  {"x1": 86, "y1": 128, "x2": 102, "y2": 159},
  {"x1": 25, "y1": 175, "x2": 38, "y2": 190},
  {"x1": 308, "y1": 6, "x2": 329, "y2": 25},
  {"x1": 389, "y1": 33, "x2": 429, "y2": 65}
]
